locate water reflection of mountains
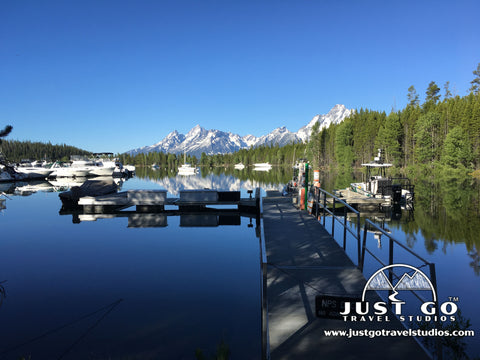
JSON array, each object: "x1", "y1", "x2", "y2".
[{"x1": 138, "y1": 168, "x2": 285, "y2": 196}]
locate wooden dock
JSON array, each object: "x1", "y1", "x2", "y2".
[
  {"x1": 334, "y1": 188, "x2": 388, "y2": 206},
  {"x1": 261, "y1": 192, "x2": 429, "y2": 360},
  {"x1": 59, "y1": 188, "x2": 261, "y2": 225},
  {"x1": 76, "y1": 189, "x2": 259, "y2": 214}
]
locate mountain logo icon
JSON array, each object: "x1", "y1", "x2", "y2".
[{"x1": 361, "y1": 264, "x2": 436, "y2": 302}]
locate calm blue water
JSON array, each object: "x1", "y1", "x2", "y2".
[
  {"x1": 0, "y1": 176, "x2": 264, "y2": 359},
  {"x1": 2, "y1": 170, "x2": 479, "y2": 359}
]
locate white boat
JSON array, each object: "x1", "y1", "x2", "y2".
[
  {"x1": 87, "y1": 158, "x2": 116, "y2": 177},
  {"x1": 50, "y1": 161, "x2": 91, "y2": 178},
  {"x1": 178, "y1": 154, "x2": 198, "y2": 175},
  {"x1": 92, "y1": 153, "x2": 134, "y2": 177},
  {"x1": 350, "y1": 149, "x2": 414, "y2": 204},
  {"x1": 15, "y1": 160, "x2": 54, "y2": 179},
  {"x1": 123, "y1": 164, "x2": 136, "y2": 174},
  {"x1": 253, "y1": 162, "x2": 272, "y2": 171},
  {"x1": 51, "y1": 155, "x2": 115, "y2": 178},
  {"x1": 178, "y1": 163, "x2": 198, "y2": 175},
  {"x1": 234, "y1": 163, "x2": 245, "y2": 170}
]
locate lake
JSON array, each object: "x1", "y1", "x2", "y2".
[
  {"x1": 1, "y1": 167, "x2": 479, "y2": 359},
  {"x1": 0, "y1": 172, "x2": 275, "y2": 360},
  {"x1": 320, "y1": 168, "x2": 480, "y2": 359}
]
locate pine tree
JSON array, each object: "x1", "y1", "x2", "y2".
[
  {"x1": 407, "y1": 86, "x2": 419, "y2": 106},
  {"x1": 375, "y1": 112, "x2": 403, "y2": 165},
  {"x1": 469, "y1": 63, "x2": 480, "y2": 95},
  {"x1": 335, "y1": 119, "x2": 354, "y2": 168},
  {"x1": 425, "y1": 81, "x2": 441, "y2": 104},
  {"x1": 444, "y1": 81, "x2": 452, "y2": 99},
  {"x1": 414, "y1": 112, "x2": 441, "y2": 164},
  {"x1": 441, "y1": 126, "x2": 472, "y2": 168}
]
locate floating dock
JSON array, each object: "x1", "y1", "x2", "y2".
[
  {"x1": 334, "y1": 187, "x2": 389, "y2": 206},
  {"x1": 60, "y1": 188, "x2": 261, "y2": 225},
  {"x1": 76, "y1": 189, "x2": 259, "y2": 214},
  {"x1": 261, "y1": 192, "x2": 429, "y2": 360}
]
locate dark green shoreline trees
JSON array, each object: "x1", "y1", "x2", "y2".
[
  {"x1": 4, "y1": 64, "x2": 479, "y2": 171},
  {"x1": 1, "y1": 139, "x2": 90, "y2": 162},
  {"x1": 307, "y1": 64, "x2": 480, "y2": 171}
]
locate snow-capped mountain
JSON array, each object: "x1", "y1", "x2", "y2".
[
  {"x1": 252, "y1": 126, "x2": 298, "y2": 148},
  {"x1": 127, "y1": 104, "x2": 352, "y2": 157},
  {"x1": 296, "y1": 104, "x2": 352, "y2": 142},
  {"x1": 130, "y1": 125, "x2": 249, "y2": 157}
]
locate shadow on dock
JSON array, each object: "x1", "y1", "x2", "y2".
[{"x1": 262, "y1": 192, "x2": 430, "y2": 360}]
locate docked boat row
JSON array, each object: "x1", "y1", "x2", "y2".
[{"x1": 0, "y1": 155, "x2": 135, "y2": 182}]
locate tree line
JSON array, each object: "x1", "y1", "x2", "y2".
[
  {"x1": 3, "y1": 63, "x2": 479, "y2": 171},
  {"x1": 308, "y1": 64, "x2": 480, "y2": 171},
  {"x1": 121, "y1": 142, "x2": 307, "y2": 169},
  {"x1": 125, "y1": 63, "x2": 480, "y2": 172},
  {"x1": 0, "y1": 139, "x2": 90, "y2": 163}
]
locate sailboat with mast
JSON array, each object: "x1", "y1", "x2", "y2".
[{"x1": 178, "y1": 153, "x2": 198, "y2": 175}]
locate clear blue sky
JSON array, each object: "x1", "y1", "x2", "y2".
[{"x1": 1, "y1": 0, "x2": 479, "y2": 153}]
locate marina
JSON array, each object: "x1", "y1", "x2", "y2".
[
  {"x1": 2, "y1": 3, "x2": 479, "y2": 359},
  {"x1": 0, "y1": 170, "x2": 478, "y2": 359}
]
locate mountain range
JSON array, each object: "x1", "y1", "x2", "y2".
[{"x1": 127, "y1": 104, "x2": 352, "y2": 157}]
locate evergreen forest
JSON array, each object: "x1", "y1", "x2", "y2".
[{"x1": 0, "y1": 139, "x2": 90, "y2": 163}]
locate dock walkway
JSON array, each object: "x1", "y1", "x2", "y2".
[{"x1": 262, "y1": 192, "x2": 429, "y2": 360}]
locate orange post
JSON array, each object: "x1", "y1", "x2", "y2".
[{"x1": 300, "y1": 188, "x2": 305, "y2": 210}]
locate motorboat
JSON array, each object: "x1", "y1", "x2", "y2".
[
  {"x1": 50, "y1": 155, "x2": 115, "y2": 178},
  {"x1": 112, "y1": 162, "x2": 135, "y2": 177},
  {"x1": 123, "y1": 164, "x2": 136, "y2": 176},
  {"x1": 87, "y1": 157, "x2": 116, "y2": 177},
  {"x1": 349, "y1": 149, "x2": 414, "y2": 204},
  {"x1": 234, "y1": 163, "x2": 245, "y2": 170},
  {"x1": 15, "y1": 160, "x2": 54, "y2": 179},
  {"x1": 59, "y1": 177, "x2": 119, "y2": 209},
  {"x1": 92, "y1": 153, "x2": 135, "y2": 177},
  {"x1": 253, "y1": 162, "x2": 272, "y2": 171},
  {"x1": 50, "y1": 161, "x2": 91, "y2": 178}
]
